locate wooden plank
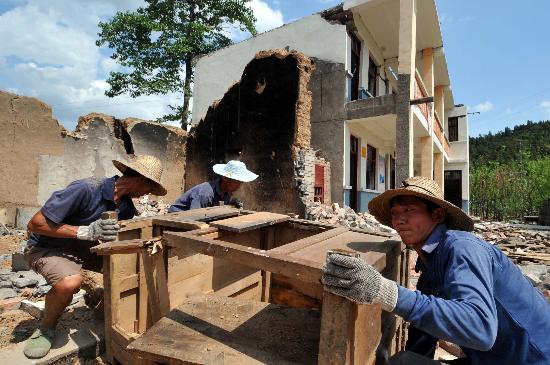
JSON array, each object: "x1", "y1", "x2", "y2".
[
  {"x1": 102, "y1": 255, "x2": 113, "y2": 363},
  {"x1": 126, "y1": 295, "x2": 320, "y2": 365},
  {"x1": 141, "y1": 248, "x2": 171, "y2": 324},
  {"x1": 165, "y1": 230, "x2": 324, "y2": 284},
  {"x1": 119, "y1": 274, "x2": 139, "y2": 292},
  {"x1": 138, "y1": 253, "x2": 149, "y2": 334},
  {"x1": 210, "y1": 211, "x2": 289, "y2": 232},
  {"x1": 318, "y1": 292, "x2": 381, "y2": 365},
  {"x1": 160, "y1": 206, "x2": 239, "y2": 222},
  {"x1": 150, "y1": 218, "x2": 209, "y2": 231},
  {"x1": 269, "y1": 226, "x2": 348, "y2": 255},
  {"x1": 90, "y1": 238, "x2": 160, "y2": 255}
]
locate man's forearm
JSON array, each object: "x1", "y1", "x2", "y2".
[{"x1": 27, "y1": 212, "x2": 78, "y2": 239}]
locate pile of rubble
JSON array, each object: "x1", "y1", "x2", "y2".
[
  {"x1": 305, "y1": 202, "x2": 396, "y2": 234},
  {"x1": 473, "y1": 220, "x2": 550, "y2": 301},
  {"x1": 133, "y1": 194, "x2": 170, "y2": 217}
]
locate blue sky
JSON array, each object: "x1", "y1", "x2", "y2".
[{"x1": 1, "y1": 0, "x2": 549, "y2": 137}]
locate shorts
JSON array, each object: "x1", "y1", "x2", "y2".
[{"x1": 24, "y1": 245, "x2": 103, "y2": 286}]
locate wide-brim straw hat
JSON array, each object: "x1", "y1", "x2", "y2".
[
  {"x1": 112, "y1": 155, "x2": 167, "y2": 196},
  {"x1": 212, "y1": 160, "x2": 258, "y2": 182},
  {"x1": 368, "y1": 176, "x2": 473, "y2": 231}
]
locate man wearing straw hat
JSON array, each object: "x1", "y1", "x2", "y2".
[
  {"x1": 322, "y1": 176, "x2": 550, "y2": 365},
  {"x1": 23, "y1": 155, "x2": 167, "y2": 359},
  {"x1": 169, "y1": 160, "x2": 258, "y2": 212}
]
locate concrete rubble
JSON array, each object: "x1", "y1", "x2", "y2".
[
  {"x1": 305, "y1": 202, "x2": 396, "y2": 234},
  {"x1": 133, "y1": 194, "x2": 170, "y2": 217}
]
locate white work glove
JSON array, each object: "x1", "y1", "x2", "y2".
[
  {"x1": 76, "y1": 218, "x2": 119, "y2": 242},
  {"x1": 321, "y1": 252, "x2": 398, "y2": 312}
]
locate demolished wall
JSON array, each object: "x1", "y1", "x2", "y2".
[
  {"x1": 185, "y1": 49, "x2": 316, "y2": 215},
  {"x1": 0, "y1": 91, "x2": 186, "y2": 225}
]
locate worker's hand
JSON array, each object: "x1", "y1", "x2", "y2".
[
  {"x1": 321, "y1": 252, "x2": 398, "y2": 312},
  {"x1": 76, "y1": 218, "x2": 119, "y2": 242}
]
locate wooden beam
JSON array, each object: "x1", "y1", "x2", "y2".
[
  {"x1": 410, "y1": 96, "x2": 434, "y2": 105},
  {"x1": 90, "y1": 238, "x2": 161, "y2": 255},
  {"x1": 141, "y1": 248, "x2": 171, "y2": 323},
  {"x1": 164, "y1": 231, "x2": 324, "y2": 284},
  {"x1": 269, "y1": 227, "x2": 348, "y2": 255}
]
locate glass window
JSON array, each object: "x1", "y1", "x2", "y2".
[{"x1": 448, "y1": 116, "x2": 459, "y2": 142}]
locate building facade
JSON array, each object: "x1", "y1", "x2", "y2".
[{"x1": 191, "y1": 0, "x2": 470, "y2": 213}]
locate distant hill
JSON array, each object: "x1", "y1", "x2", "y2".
[{"x1": 470, "y1": 120, "x2": 550, "y2": 165}]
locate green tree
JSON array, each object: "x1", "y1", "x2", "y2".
[{"x1": 96, "y1": 0, "x2": 257, "y2": 128}]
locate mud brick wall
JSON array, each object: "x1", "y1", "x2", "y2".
[{"x1": 185, "y1": 49, "x2": 316, "y2": 215}]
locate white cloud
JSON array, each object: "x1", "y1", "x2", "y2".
[
  {"x1": 250, "y1": 0, "x2": 284, "y2": 33},
  {"x1": 0, "y1": 0, "x2": 284, "y2": 130},
  {"x1": 472, "y1": 101, "x2": 494, "y2": 113},
  {"x1": 541, "y1": 100, "x2": 550, "y2": 115}
]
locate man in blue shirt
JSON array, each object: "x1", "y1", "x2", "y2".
[
  {"x1": 322, "y1": 176, "x2": 550, "y2": 365},
  {"x1": 23, "y1": 155, "x2": 167, "y2": 359},
  {"x1": 169, "y1": 160, "x2": 258, "y2": 212}
]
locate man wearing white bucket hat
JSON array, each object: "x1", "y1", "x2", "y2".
[
  {"x1": 322, "y1": 176, "x2": 550, "y2": 365},
  {"x1": 169, "y1": 160, "x2": 258, "y2": 212},
  {"x1": 23, "y1": 155, "x2": 166, "y2": 359}
]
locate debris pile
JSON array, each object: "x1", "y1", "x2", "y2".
[
  {"x1": 475, "y1": 221, "x2": 550, "y2": 301},
  {"x1": 133, "y1": 194, "x2": 170, "y2": 217},
  {"x1": 305, "y1": 202, "x2": 396, "y2": 234},
  {"x1": 473, "y1": 221, "x2": 550, "y2": 264}
]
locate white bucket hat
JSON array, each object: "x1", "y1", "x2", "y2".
[{"x1": 212, "y1": 160, "x2": 258, "y2": 183}]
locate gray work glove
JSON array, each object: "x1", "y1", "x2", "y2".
[
  {"x1": 76, "y1": 218, "x2": 119, "y2": 242},
  {"x1": 321, "y1": 252, "x2": 398, "y2": 312}
]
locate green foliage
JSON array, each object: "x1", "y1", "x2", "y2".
[
  {"x1": 470, "y1": 120, "x2": 550, "y2": 165},
  {"x1": 96, "y1": 0, "x2": 257, "y2": 128},
  {"x1": 470, "y1": 120, "x2": 550, "y2": 220}
]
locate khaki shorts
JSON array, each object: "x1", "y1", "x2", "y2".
[{"x1": 25, "y1": 245, "x2": 102, "y2": 286}]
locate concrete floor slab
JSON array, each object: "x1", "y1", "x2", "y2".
[{"x1": 0, "y1": 320, "x2": 104, "y2": 365}]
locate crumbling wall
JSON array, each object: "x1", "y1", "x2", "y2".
[
  {"x1": 185, "y1": 49, "x2": 316, "y2": 215},
  {"x1": 39, "y1": 113, "x2": 187, "y2": 205},
  {"x1": 0, "y1": 91, "x2": 65, "y2": 225},
  {"x1": 309, "y1": 59, "x2": 347, "y2": 205},
  {"x1": 0, "y1": 92, "x2": 187, "y2": 225}
]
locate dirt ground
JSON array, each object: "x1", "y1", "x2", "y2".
[{"x1": 0, "y1": 234, "x2": 23, "y2": 269}]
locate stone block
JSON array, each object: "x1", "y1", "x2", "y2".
[
  {"x1": 0, "y1": 268, "x2": 13, "y2": 280},
  {"x1": 0, "y1": 207, "x2": 16, "y2": 227},
  {"x1": 21, "y1": 299, "x2": 45, "y2": 318},
  {"x1": 15, "y1": 207, "x2": 40, "y2": 230},
  {"x1": 33, "y1": 285, "x2": 51, "y2": 297},
  {"x1": 10, "y1": 270, "x2": 41, "y2": 288},
  {"x1": 11, "y1": 252, "x2": 29, "y2": 271},
  {"x1": 0, "y1": 288, "x2": 17, "y2": 300},
  {"x1": 0, "y1": 280, "x2": 11, "y2": 288}
]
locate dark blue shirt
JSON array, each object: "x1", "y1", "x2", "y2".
[
  {"x1": 168, "y1": 179, "x2": 230, "y2": 212},
  {"x1": 28, "y1": 177, "x2": 136, "y2": 248},
  {"x1": 394, "y1": 224, "x2": 550, "y2": 365}
]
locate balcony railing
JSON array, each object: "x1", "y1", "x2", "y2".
[
  {"x1": 414, "y1": 73, "x2": 430, "y2": 123},
  {"x1": 433, "y1": 112, "x2": 450, "y2": 155}
]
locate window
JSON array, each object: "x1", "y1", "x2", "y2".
[
  {"x1": 367, "y1": 56, "x2": 377, "y2": 97},
  {"x1": 349, "y1": 32, "x2": 361, "y2": 101},
  {"x1": 366, "y1": 144, "x2": 377, "y2": 190},
  {"x1": 448, "y1": 116, "x2": 459, "y2": 142}
]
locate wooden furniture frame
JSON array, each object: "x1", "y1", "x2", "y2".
[{"x1": 94, "y1": 209, "x2": 410, "y2": 364}]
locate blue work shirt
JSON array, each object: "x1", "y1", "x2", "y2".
[
  {"x1": 168, "y1": 179, "x2": 230, "y2": 212},
  {"x1": 28, "y1": 177, "x2": 136, "y2": 248},
  {"x1": 394, "y1": 224, "x2": 550, "y2": 365}
]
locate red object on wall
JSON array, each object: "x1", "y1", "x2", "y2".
[{"x1": 314, "y1": 164, "x2": 325, "y2": 203}]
